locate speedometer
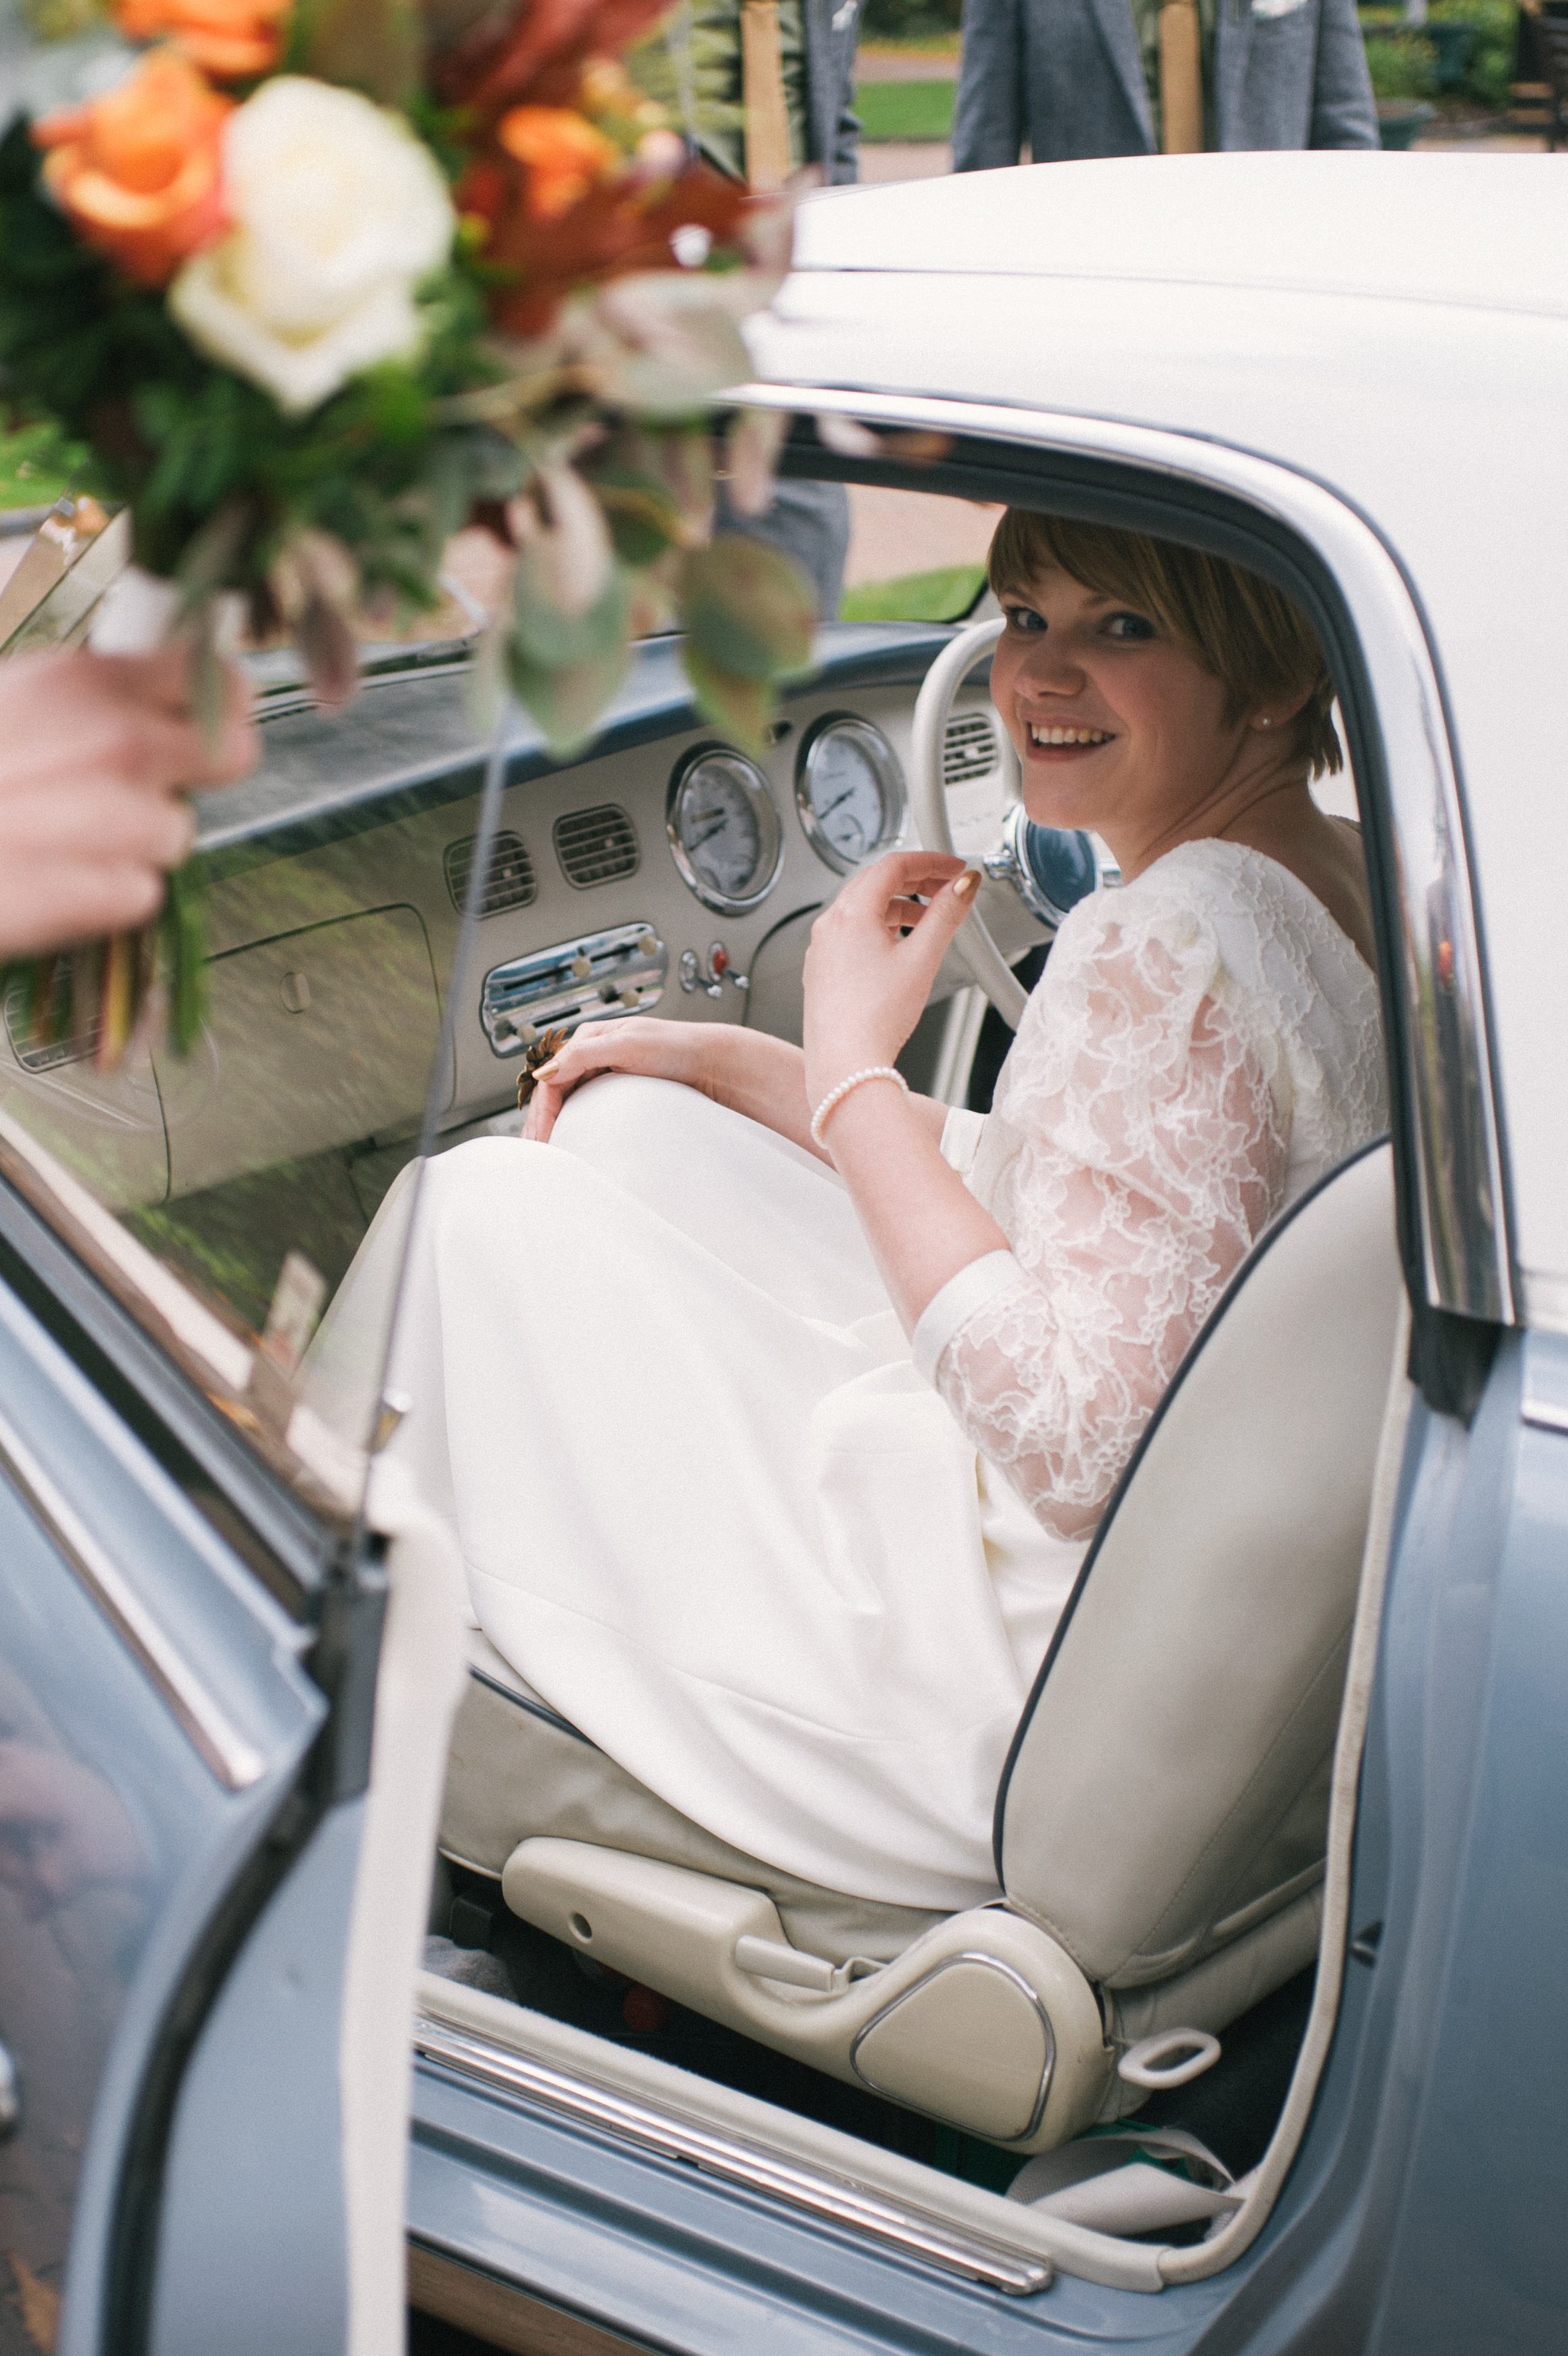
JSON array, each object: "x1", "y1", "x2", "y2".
[
  {"x1": 795, "y1": 714, "x2": 907, "y2": 875},
  {"x1": 666, "y1": 748, "x2": 784, "y2": 916}
]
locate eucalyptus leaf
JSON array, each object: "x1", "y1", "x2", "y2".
[
  {"x1": 682, "y1": 642, "x2": 773, "y2": 754},
  {"x1": 505, "y1": 632, "x2": 632, "y2": 760},
  {"x1": 590, "y1": 466, "x2": 685, "y2": 567},
  {"x1": 511, "y1": 547, "x2": 629, "y2": 673},
  {"x1": 680, "y1": 536, "x2": 816, "y2": 682}
]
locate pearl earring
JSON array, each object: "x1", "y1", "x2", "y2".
[{"x1": 1258, "y1": 717, "x2": 1272, "y2": 729}]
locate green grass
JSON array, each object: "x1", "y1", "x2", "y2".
[
  {"x1": 842, "y1": 563, "x2": 986, "y2": 623},
  {"x1": 0, "y1": 410, "x2": 90, "y2": 511},
  {"x1": 855, "y1": 78, "x2": 955, "y2": 142}
]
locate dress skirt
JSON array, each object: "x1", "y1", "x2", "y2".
[{"x1": 306, "y1": 1074, "x2": 1086, "y2": 1911}]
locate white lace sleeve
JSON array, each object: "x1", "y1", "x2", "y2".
[{"x1": 928, "y1": 893, "x2": 1290, "y2": 1540}]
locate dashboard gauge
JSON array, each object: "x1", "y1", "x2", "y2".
[
  {"x1": 666, "y1": 747, "x2": 784, "y2": 916},
  {"x1": 795, "y1": 715, "x2": 907, "y2": 875}
]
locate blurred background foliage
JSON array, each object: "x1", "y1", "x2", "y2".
[
  {"x1": 861, "y1": 0, "x2": 960, "y2": 41},
  {"x1": 0, "y1": 408, "x2": 91, "y2": 510},
  {"x1": 1358, "y1": 1, "x2": 1517, "y2": 109}
]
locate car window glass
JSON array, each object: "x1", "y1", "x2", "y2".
[{"x1": 0, "y1": 1493, "x2": 223, "y2": 2352}]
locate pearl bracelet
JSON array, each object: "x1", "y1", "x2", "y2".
[{"x1": 810, "y1": 1065, "x2": 909, "y2": 1149}]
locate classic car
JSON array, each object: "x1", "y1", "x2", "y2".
[{"x1": 1, "y1": 146, "x2": 1565, "y2": 2356}]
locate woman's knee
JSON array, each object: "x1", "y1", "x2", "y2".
[{"x1": 553, "y1": 1071, "x2": 709, "y2": 1172}]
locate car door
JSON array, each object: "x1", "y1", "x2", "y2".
[{"x1": 0, "y1": 1135, "x2": 401, "y2": 2356}]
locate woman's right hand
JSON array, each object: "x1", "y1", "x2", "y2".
[{"x1": 522, "y1": 1016, "x2": 716, "y2": 1142}]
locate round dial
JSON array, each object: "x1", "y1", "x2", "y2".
[
  {"x1": 666, "y1": 748, "x2": 783, "y2": 915},
  {"x1": 796, "y1": 716, "x2": 907, "y2": 875}
]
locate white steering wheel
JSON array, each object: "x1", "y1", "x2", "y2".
[{"x1": 909, "y1": 619, "x2": 1031, "y2": 1030}]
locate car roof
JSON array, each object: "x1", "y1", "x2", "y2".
[{"x1": 792, "y1": 154, "x2": 1568, "y2": 321}]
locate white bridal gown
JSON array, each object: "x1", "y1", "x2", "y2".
[{"x1": 306, "y1": 839, "x2": 1387, "y2": 1911}]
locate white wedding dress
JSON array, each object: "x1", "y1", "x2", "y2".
[{"x1": 306, "y1": 839, "x2": 1387, "y2": 1911}]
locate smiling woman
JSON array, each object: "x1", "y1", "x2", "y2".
[
  {"x1": 302, "y1": 503, "x2": 1388, "y2": 1913},
  {"x1": 986, "y1": 511, "x2": 1375, "y2": 965}
]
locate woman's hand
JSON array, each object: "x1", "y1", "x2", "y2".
[
  {"x1": 802, "y1": 850, "x2": 980, "y2": 1108},
  {"x1": 522, "y1": 1015, "x2": 715, "y2": 1142},
  {"x1": 0, "y1": 644, "x2": 257, "y2": 957}
]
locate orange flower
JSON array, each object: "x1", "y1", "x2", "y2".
[
  {"x1": 34, "y1": 51, "x2": 233, "y2": 288},
  {"x1": 113, "y1": 0, "x2": 291, "y2": 79},
  {"x1": 430, "y1": 0, "x2": 674, "y2": 117},
  {"x1": 497, "y1": 105, "x2": 621, "y2": 220},
  {"x1": 459, "y1": 150, "x2": 752, "y2": 338}
]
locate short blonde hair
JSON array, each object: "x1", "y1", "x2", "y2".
[{"x1": 986, "y1": 510, "x2": 1342, "y2": 779}]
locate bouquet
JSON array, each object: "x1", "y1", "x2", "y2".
[{"x1": 0, "y1": 0, "x2": 816, "y2": 1067}]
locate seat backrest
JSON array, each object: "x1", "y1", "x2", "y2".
[{"x1": 997, "y1": 1140, "x2": 1401, "y2": 1991}]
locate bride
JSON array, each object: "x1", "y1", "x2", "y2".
[{"x1": 310, "y1": 510, "x2": 1387, "y2": 1913}]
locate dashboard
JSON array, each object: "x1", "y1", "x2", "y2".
[{"x1": 0, "y1": 621, "x2": 1051, "y2": 1332}]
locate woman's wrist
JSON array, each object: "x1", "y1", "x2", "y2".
[{"x1": 809, "y1": 1064, "x2": 909, "y2": 1149}]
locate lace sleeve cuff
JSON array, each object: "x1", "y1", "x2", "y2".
[{"x1": 912, "y1": 1250, "x2": 1021, "y2": 1386}]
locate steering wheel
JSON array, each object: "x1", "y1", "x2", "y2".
[{"x1": 909, "y1": 619, "x2": 1031, "y2": 1029}]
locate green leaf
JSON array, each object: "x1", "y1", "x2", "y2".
[
  {"x1": 511, "y1": 546, "x2": 629, "y2": 673},
  {"x1": 299, "y1": 0, "x2": 424, "y2": 106},
  {"x1": 161, "y1": 863, "x2": 209, "y2": 1059},
  {"x1": 679, "y1": 535, "x2": 817, "y2": 681},
  {"x1": 590, "y1": 468, "x2": 684, "y2": 568},
  {"x1": 504, "y1": 568, "x2": 632, "y2": 757},
  {"x1": 681, "y1": 642, "x2": 775, "y2": 754},
  {"x1": 505, "y1": 637, "x2": 631, "y2": 761}
]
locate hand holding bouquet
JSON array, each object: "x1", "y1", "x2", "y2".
[{"x1": 0, "y1": 0, "x2": 815, "y2": 1064}]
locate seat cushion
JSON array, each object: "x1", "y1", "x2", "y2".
[{"x1": 442, "y1": 1628, "x2": 945, "y2": 1967}]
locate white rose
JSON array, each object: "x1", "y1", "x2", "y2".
[{"x1": 169, "y1": 77, "x2": 455, "y2": 417}]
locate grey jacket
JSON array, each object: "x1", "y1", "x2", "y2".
[
  {"x1": 806, "y1": 0, "x2": 866, "y2": 181},
  {"x1": 952, "y1": 0, "x2": 1378, "y2": 166}
]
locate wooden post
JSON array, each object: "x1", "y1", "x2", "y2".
[
  {"x1": 741, "y1": 0, "x2": 791, "y2": 190},
  {"x1": 1158, "y1": 0, "x2": 1204, "y2": 152}
]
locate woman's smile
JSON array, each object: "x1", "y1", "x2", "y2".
[{"x1": 1022, "y1": 720, "x2": 1117, "y2": 757}]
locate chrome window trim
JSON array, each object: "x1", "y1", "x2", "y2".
[
  {"x1": 412, "y1": 2013, "x2": 1053, "y2": 2295},
  {"x1": 0, "y1": 1401, "x2": 267, "y2": 1789},
  {"x1": 732, "y1": 384, "x2": 1513, "y2": 1326},
  {"x1": 849, "y1": 1951, "x2": 1057, "y2": 2145}
]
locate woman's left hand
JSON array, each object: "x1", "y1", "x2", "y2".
[{"x1": 802, "y1": 851, "x2": 979, "y2": 1103}]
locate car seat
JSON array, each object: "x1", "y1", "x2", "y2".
[{"x1": 438, "y1": 1139, "x2": 1401, "y2": 2152}]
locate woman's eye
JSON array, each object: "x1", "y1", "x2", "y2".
[
  {"x1": 1005, "y1": 605, "x2": 1046, "y2": 634},
  {"x1": 1104, "y1": 611, "x2": 1156, "y2": 641}
]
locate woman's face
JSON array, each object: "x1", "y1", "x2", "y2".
[{"x1": 988, "y1": 563, "x2": 1254, "y2": 863}]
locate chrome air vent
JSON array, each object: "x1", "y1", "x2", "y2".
[
  {"x1": 443, "y1": 830, "x2": 537, "y2": 917},
  {"x1": 554, "y1": 805, "x2": 639, "y2": 889},
  {"x1": 942, "y1": 712, "x2": 999, "y2": 789},
  {"x1": 480, "y1": 922, "x2": 667, "y2": 1056}
]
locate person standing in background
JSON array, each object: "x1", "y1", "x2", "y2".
[
  {"x1": 951, "y1": 0, "x2": 1377, "y2": 168},
  {"x1": 629, "y1": 0, "x2": 863, "y2": 617}
]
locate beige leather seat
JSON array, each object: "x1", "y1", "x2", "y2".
[{"x1": 439, "y1": 1140, "x2": 1401, "y2": 2154}]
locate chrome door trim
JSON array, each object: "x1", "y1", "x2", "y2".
[
  {"x1": 412, "y1": 2014, "x2": 1053, "y2": 2295},
  {"x1": 0, "y1": 1401, "x2": 267, "y2": 1789},
  {"x1": 731, "y1": 384, "x2": 1514, "y2": 1327}
]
